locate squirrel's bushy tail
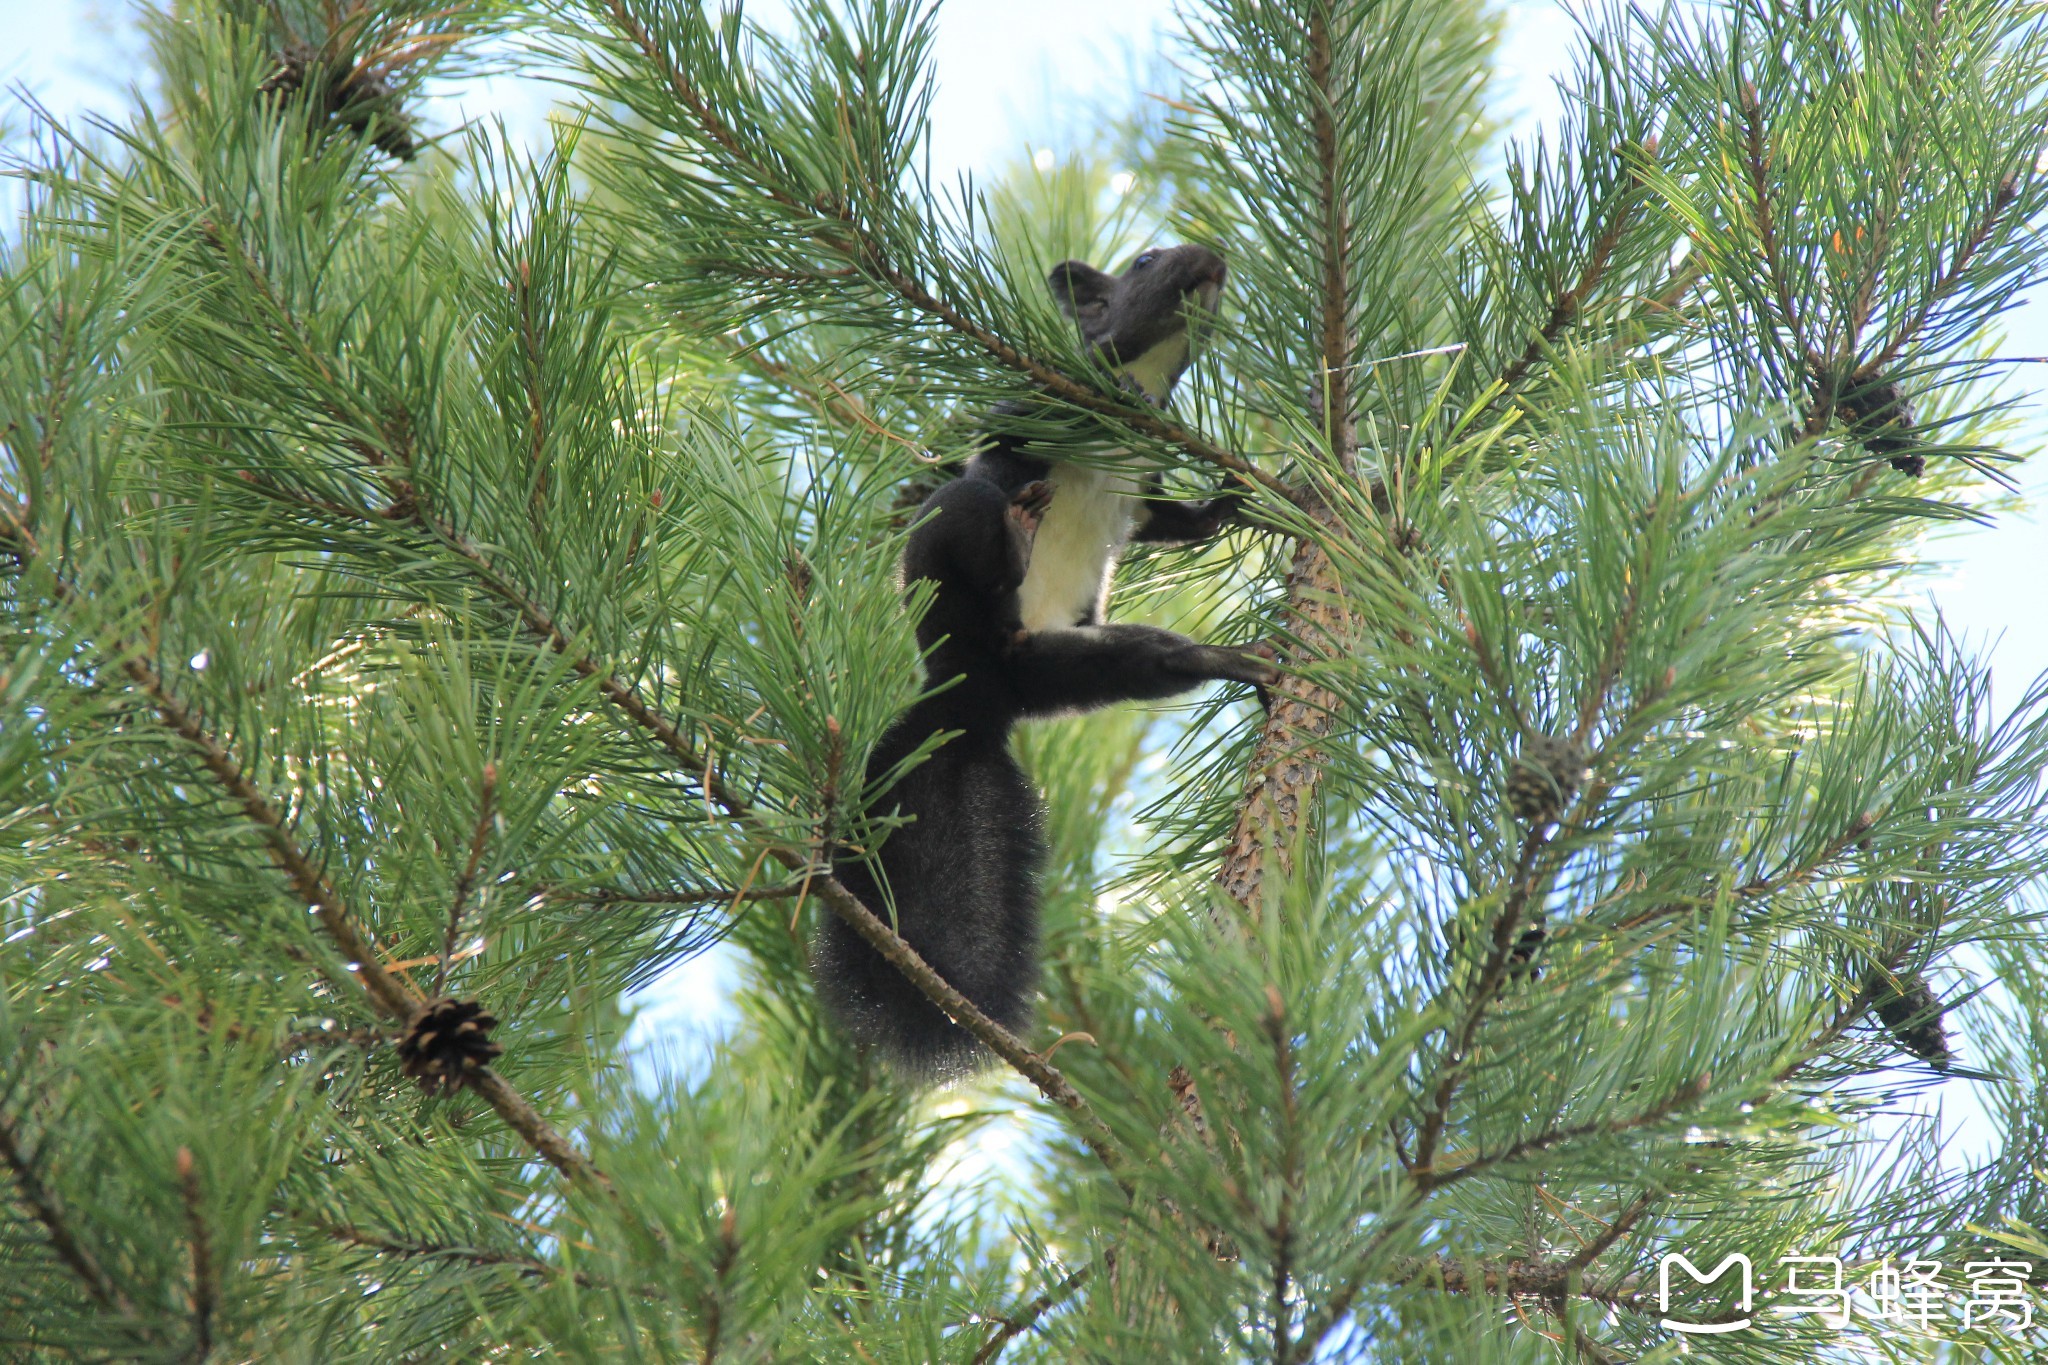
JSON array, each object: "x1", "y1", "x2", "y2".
[{"x1": 815, "y1": 724, "x2": 1044, "y2": 1080}]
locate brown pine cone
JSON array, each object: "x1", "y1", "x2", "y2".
[{"x1": 396, "y1": 997, "x2": 504, "y2": 1094}]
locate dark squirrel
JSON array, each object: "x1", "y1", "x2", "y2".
[{"x1": 816, "y1": 245, "x2": 1272, "y2": 1078}]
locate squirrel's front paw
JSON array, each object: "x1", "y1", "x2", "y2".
[
  {"x1": 1245, "y1": 641, "x2": 1281, "y2": 712},
  {"x1": 1170, "y1": 643, "x2": 1281, "y2": 688}
]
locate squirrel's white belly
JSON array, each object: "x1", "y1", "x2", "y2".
[{"x1": 1018, "y1": 461, "x2": 1140, "y2": 632}]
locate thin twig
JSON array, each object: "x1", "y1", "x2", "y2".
[
  {"x1": 1307, "y1": 4, "x2": 1355, "y2": 477},
  {"x1": 433, "y1": 762, "x2": 498, "y2": 998},
  {"x1": 1573, "y1": 491, "x2": 1654, "y2": 745},
  {"x1": 1737, "y1": 82, "x2": 1820, "y2": 387},
  {"x1": 1859, "y1": 175, "x2": 2021, "y2": 377},
  {"x1": 568, "y1": 883, "x2": 810, "y2": 908},
  {"x1": 734, "y1": 345, "x2": 933, "y2": 460},
  {"x1": 1295, "y1": 1236, "x2": 1740, "y2": 1358},
  {"x1": 1388, "y1": 1253, "x2": 1735, "y2": 1326},
  {"x1": 297, "y1": 1211, "x2": 614, "y2": 1290},
  {"x1": 1495, "y1": 193, "x2": 1642, "y2": 396},
  {"x1": 0, "y1": 1110, "x2": 131, "y2": 1313},
  {"x1": 1415, "y1": 1078, "x2": 1707, "y2": 1193},
  {"x1": 460, "y1": 1069, "x2": 606, "y2": 1187},
  {"x1": 1561, "y1": 1187, "x2": 1663, "y2": 1274},
  {"x1": 1411, "y1": 829, "x2": 1551, "y2": 1179},
  {"x1": 969, "y1": 1262, "x2": 1095, "y2": 1365},
  {"x1": 120, "y1": 654, "x2": 420, "y2": 1022},
  {"x1": 178, "y1": 1147, "x2": 216, "y2": 1359},
  {"x1": 1600, "y1": 810, "x2": 1877, "y2": 939},
  {"x1": 701, "y1": 1202, "x2": 738, "y2": 1365},
  {"x1": 1460, "y1": 616, "x2": 1535, "y2": 741},
  {"x1": 1265, "y1": 986, "x2": 1299, "y2": 1363}
]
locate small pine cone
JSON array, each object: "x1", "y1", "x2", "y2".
[
  {"x1": 258, "y1": 42, "x2": 318, "y2": 100},
  {"x1": 1506, "y1": 734, "x2": 1589, "y2": 827},
  {"x1": 259, "y1": 43, "x2": 418, "y2": 162},
  {"x1": 1865, "y1": 971, "x2": 1952, "y2": 1071},
  {"x1": 1830, "y1": 372, "x2": 1924, "y2": 475},
  {"x1": 397, "y1": 997, "x2": 503, "y2": 1094}
]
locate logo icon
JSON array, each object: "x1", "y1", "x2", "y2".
[{"x1": 1659, "y1": 1253, "x2": 1754, "y2": 1335}]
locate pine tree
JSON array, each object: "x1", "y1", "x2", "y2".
[{"x1": 6, "y1": 0, "x2": 2048, "y2": 1359}]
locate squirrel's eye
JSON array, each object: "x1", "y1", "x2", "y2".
[{"x1": 1133, "y1": 250, "x2": 1159, "y2": 268}]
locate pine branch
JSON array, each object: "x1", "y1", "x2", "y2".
[
  {"x1": 0, "y1": 499, "x2": 607, "y2": 1193},
  {"x1": 563, "y1": 883, "x2": 811, "y2": 908},
  {"x1": 1572, "y1": 493, "x2": 1655, "y2": 745},
  {"x1": 1560, "y1": 1187, "x2": 1663, "y2": 1274},
  {"x1": 1498, "y1": 248, "x2": 1701, "y2": 418},
  {"x1": 702, "y1": 1202, "x2": 737, "y2": 1363},
  {"x1": 157, "y1": 994, "x2": 386, "y2": 1055},
  {"x1": 295, "y1": 1211, "x2": 616, "y2": 1291},
  {"x1": 138, "y1": 653, "x2": 609, "y2": 1187},
  {"x1": 1306, "y1": 5, "x2": 1355, "y2": 479},
  {"x1": 1386, "y1": 1254, "x2": 1675, "y2": 1320},
  {"x1": 734, "y1": 345, "x2": 932, "y2": 462},
  {"x1": 1598, "y1": 810, "x2": 1878, "y2": 941},
  {"x1": 12, "y1": 481, "x2": 405, "y2": 1021},
  {"x1": 1215, "y1": 529, "x2": 1350, "y2": 912},
  {"x1": 1840, "y1": 8, "x2": 1945, "y2": 347},
  {"x1": 1213, "y1": 5, "x2": 1373, "y2": 914},
  {"x1": 284, "y1": 1022, "x2": 387, "y2": 1054},
  {"x1": 193, "y1": 318, "x2": 1132, "y2": 1179},
  {"x1": 1461, "y1": 614, "x2": 1536, "y2": 740},
  {"x1": 511, "y1": 258, "x2": 553, "y2": 528},
  {"x1": 805, "y1": 872, "x2": 1130, "y2": 1181},
  {"x1": 0, "y1": 1109, "x2": 133, "y2": 1315},
  {"x1": 1298, "y1": 1249, "x2": 1746, "y2": 1359},
  {"x1": 1737, "y1": 81, "x2": 1819, "y2": 387},
  {"x1": 1567, "y1": 1334, "x2": 1631, "y2": 1365}
]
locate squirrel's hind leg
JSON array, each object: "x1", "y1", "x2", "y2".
[{"x1": 906, "y1": 477, "x2": 1054, "y2": 599}]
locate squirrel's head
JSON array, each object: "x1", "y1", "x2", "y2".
[{"x1": 1047, "y1": 244, "x2": 1227, "y2": 403}]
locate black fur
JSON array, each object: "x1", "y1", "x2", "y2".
[
  {"x1": 816, "y1": 477, "x2": 1275, "y2": 1077},
  {"x1": 815, "y1": 246, "x2": 1269, "y2": 1078}
]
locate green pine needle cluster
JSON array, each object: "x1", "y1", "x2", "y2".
[{"x1": 5, "y1": 0, "x2": 2048, "y2": 1360}]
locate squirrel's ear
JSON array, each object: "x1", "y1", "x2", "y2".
[{"x1": 1047, "y1": 260, "x2": 1114, "y2": 325}]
